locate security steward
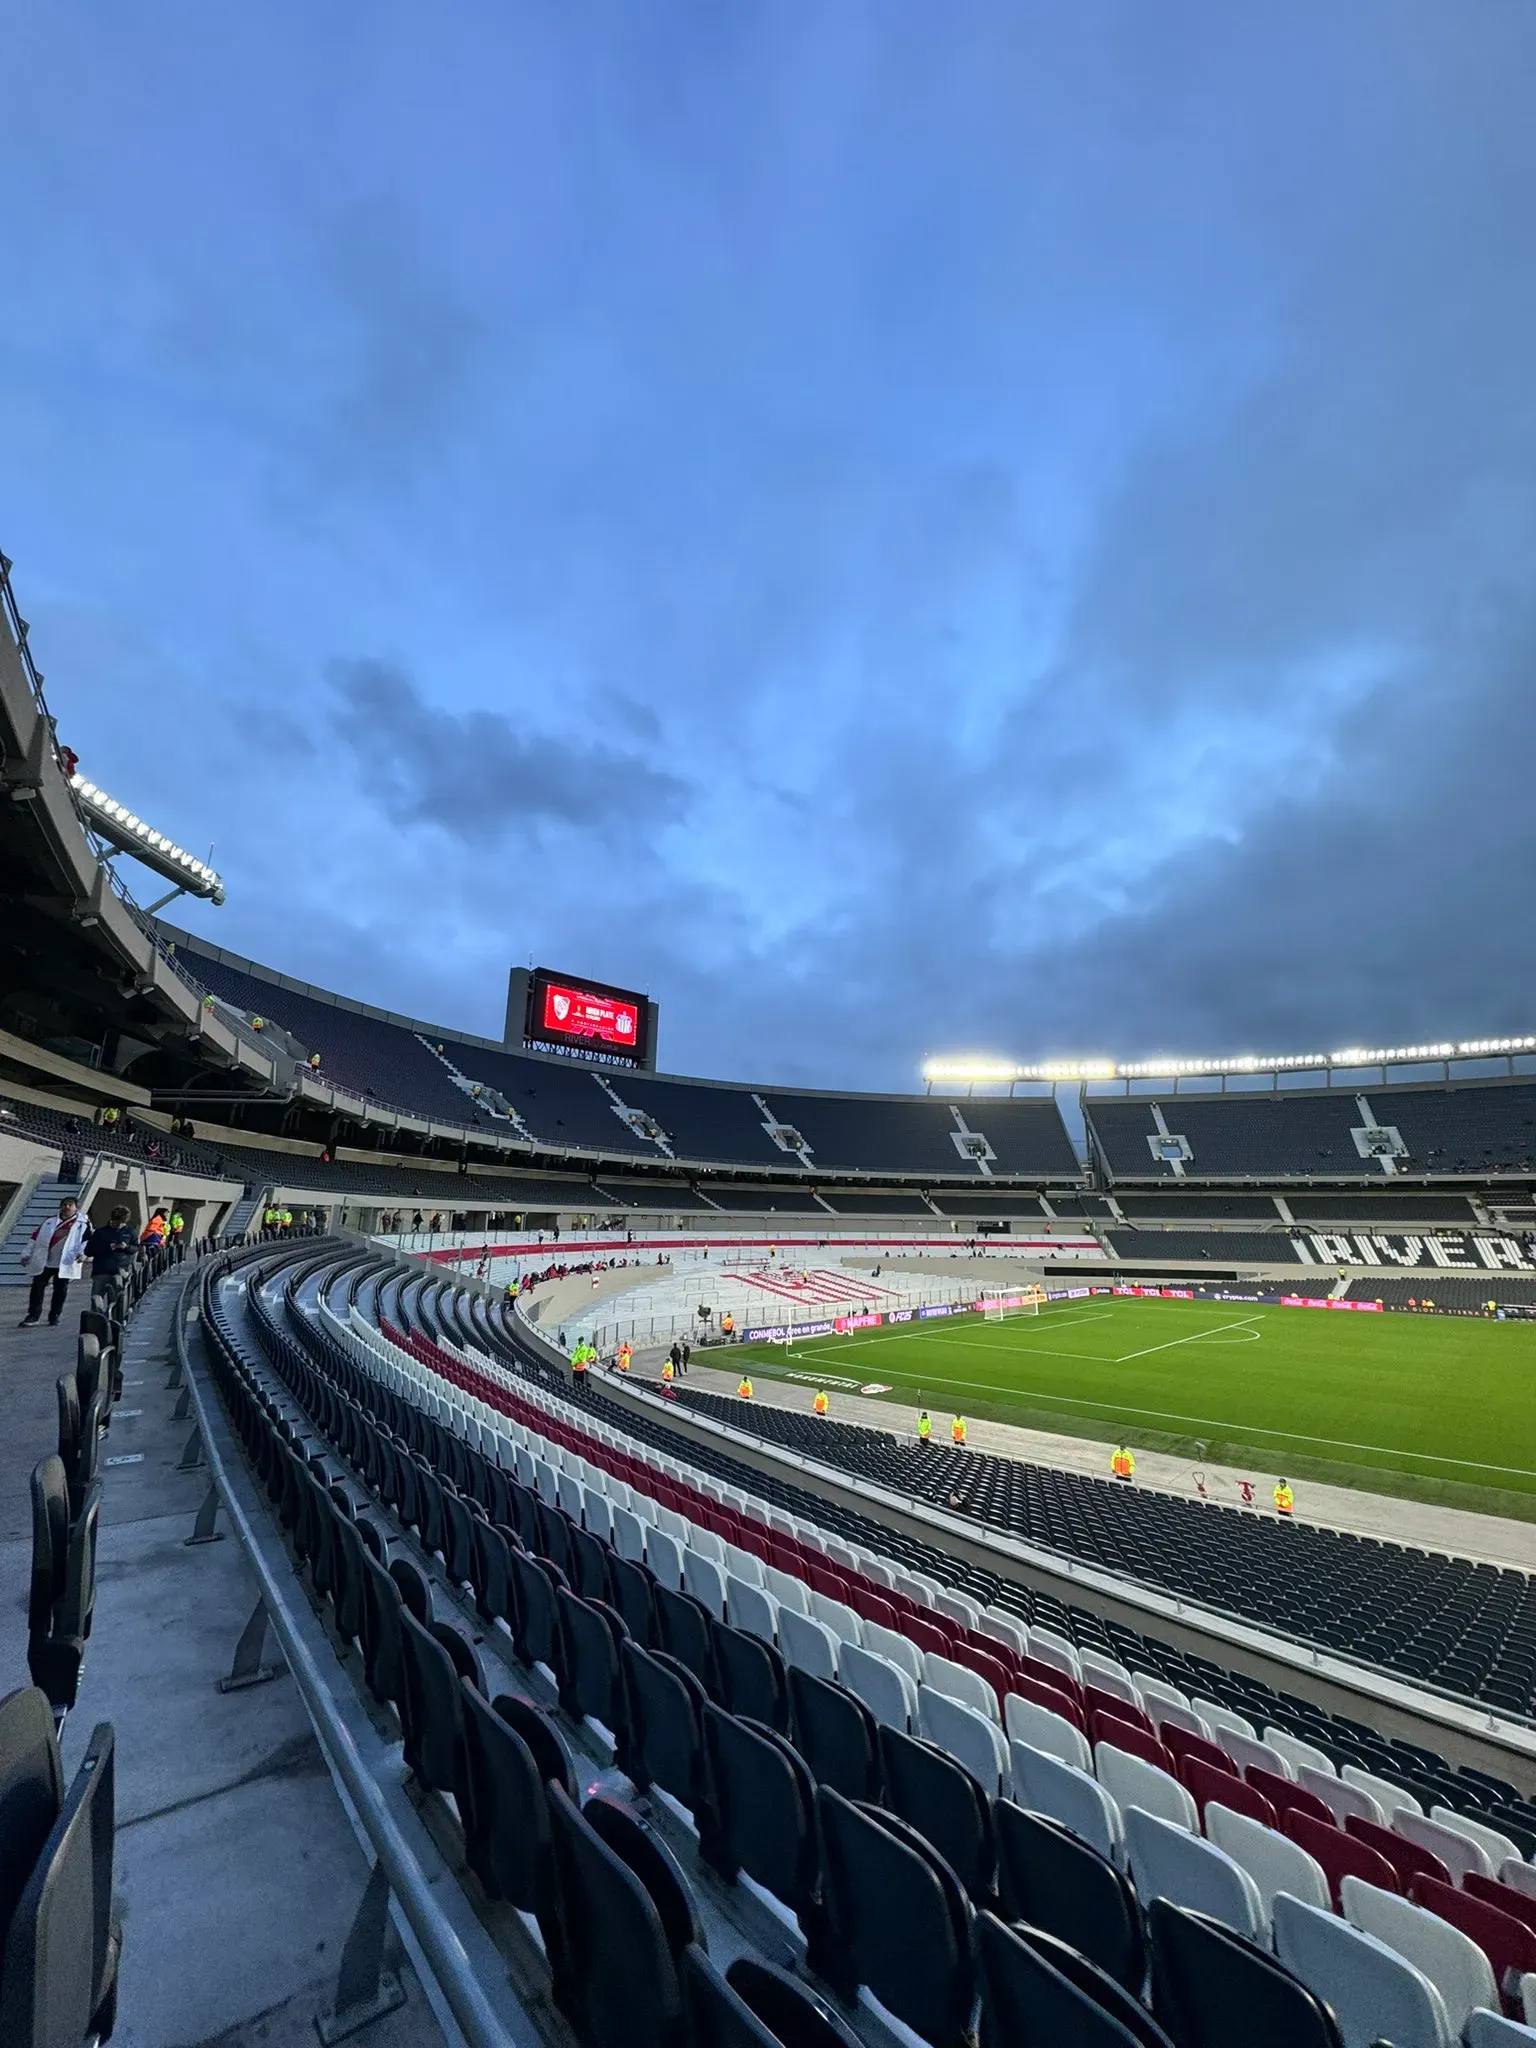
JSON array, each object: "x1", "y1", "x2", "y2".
[
  {"x1": 661, "y1": 1358, "x2": 675, "y2": 1386},
  {"x1": 1111, "y1": 1445, "x2": 1136, "y2": 1482},
  {"x1": 813, "y1": 1389, "x2": 830, "y2": 1417},
  {"x1": 737, "y1": 1374, "x2": 753, "y2": 1399},
  {"x1": 917, "y1": 1409, "x2": 932, "y2": 1445},
  {"x1": 1274, "y1": 1478, "x2": 1295, "y2": 1518},
  {"x1": 951, "y1": 1415, "x2": 967, "y2": 1447}
]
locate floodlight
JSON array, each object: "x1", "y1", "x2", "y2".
[{"x1": 70, "y1": 775, "x2": 226, "y2": 905}]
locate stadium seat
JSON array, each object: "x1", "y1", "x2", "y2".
[
  {"x1": 1434, "y1": 1808, "x2": 1525, "y2": 1875},
  {"x1": 879, "y1": 1725, "x2": 996, "y2": 1905},
  {"x1": 1343, "y1": 1876, "x2": 1499, "y2": 2036},
  {"x1": 1465, "y1": 1873, "x2": 1536, "y2": 1940},
  {"x1": 1284, "y1": 1811, "x2": 1402, "y2": 1910},
  {"x1": 994, "y1": 1804, "x2": 1145, "y2": 1990},
  {"x1": 838, "y1": 1641, "x2": 919, "y2": 1732},
  {"x1": 1009, "y1": 1739, "x2": 1124, "y2": 1865},
  {"x1": 700, "y1": 1707, "x2": 821, "y2": 1937},
  {"x1": 1301, "y1": 1765, "x2": 1385, "y2": 1827},
  {"x1": 1204, "y1": 1802, "x2": 1331, "y2": 1922},
  {"x1": 1125, "y1": 1807, "x2": 1266, "y2": 1941},
  {"x1": 719, "y1": 1955, "x2": 863, "y2": 2048},
  {"x1": 1344, "y1": 1763, "x2": 1424, "y2": 1819},
  {"x1": 1005, "y1": 1695, "x2": 1091, "y2": 1770},
  {"x1": 976, "y1": 1911, "x2": 1174, "y2": 2048},
  {"x1": 0, "y1": 1717, "x2": 120, "y2": 2048},
  {"x1": 711, "y1": 1621, "x2": 790, "y2": 1732},
  {"x1": 458, "y1": 1681, "x2": 563, "y2": 1955},
  {"x1": 1267, "y1": 1726, "x2": 1338, "y2": 1777},
  {"x1": 1095, "y1": 1743, "x2": 1198, "y2": 1833},
  {"x1": 1182, "y1": 1757, "x2": 1276, "y2": 1829},
  {"x1": 788, "y1": 1668, "x2": 882, "y2": 1801},
  {"x1": 1247, "y1": 1765, "x2": 1333, "y2": 1830},
  {"x1": 777, "y1": 1607, "x2": 840, "y2": 1682},
  {"x1": 622, "y1": 1643, "x2": 707, "y2": 1811},
  {"x1": 920, "y1": 1686, "x2": 1010, "y2": 1798},
  {"x1": 556, "y1": 1590, "x2": 628, "y2": 1740},
  {"x1": 1148, "y1": 1898, "x2": 1344, "y2": 2048},
  {"x1": 816, "y1": 1789, "x2": 975, "y2": 2048},
  {"x1": 546, "y1": 1783, "x2": 692, "y2": 2048},
  {"x1": 1464, "y1": 2012, "x2": 1536, "y2": 2048},
  {"x1": 397, "y1": 1611, "x2": 476, "y2": 1797},
  {"x1": 1407, "y1": 1876, "x2": 1536, "y2": 2011},
  {"x1": 1273, "y1": 1893, "x2": 1453, "y2": 2048},
  {"x1": 1345, "y1": 1814, "x2": 1453, "y2": 1892},
  {"x1": 655, "y1": 1585, "x2": 716, "y2": 1689}
]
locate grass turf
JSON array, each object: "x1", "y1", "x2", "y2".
[{"x1": 724, "y1": 1295, "x2": 1536, "y2": 1520}]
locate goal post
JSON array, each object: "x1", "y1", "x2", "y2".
[{"x1": 981, "y1": 1287, "x2": 1046, "y2": 1321}]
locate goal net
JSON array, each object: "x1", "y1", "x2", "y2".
[{"x1": 981, "y1": 1289, "x2": 1045, "y2": 1321}]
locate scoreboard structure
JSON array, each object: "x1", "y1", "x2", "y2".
[{"x1": 505, "y1": 966, "x2": 658, "y2": 1069}]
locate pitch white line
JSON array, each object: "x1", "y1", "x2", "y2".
[
  {"x1": 1112, "y1": 1316, "x2": 1264, "y2": 1363},
  {"x1": 745, "y1": 1363, "x2": 1536, "y2": 1479}
]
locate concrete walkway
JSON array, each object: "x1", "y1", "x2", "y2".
[
  {"x1": 647, "y1": 1352, "x2": 1536, "y2": 1574},
  {"x1": 0, "y1": 1275, "x2": 443, "y2": 2048}
]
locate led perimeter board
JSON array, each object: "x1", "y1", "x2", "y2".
[{"x1": 505, "y1": 966, "x2": 658, "y2": 1068}]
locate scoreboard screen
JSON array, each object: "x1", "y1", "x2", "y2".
[{"x1": 523, "y1": 968, "x2": 653, "y2": 1064}]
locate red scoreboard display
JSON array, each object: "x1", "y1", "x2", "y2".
[{"x1": 517, "y1": 967, "x2": 655, "y2": 1066}]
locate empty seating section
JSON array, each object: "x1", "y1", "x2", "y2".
[
  {"x1": 179, "y1": 948, "x2": 479, "y2": 1123},
  {"x1": 1105, "y1": 1230, "x2": 1302, "y2": 1264},
  {"x1": 614, "y1": 1076, "x2": 790, "y2": 1167},
  {"x1": 1090, "y1": 1082, "x2": 1536, "y2": 1183},
  {"x1": 1089, "y1": 1093, "x2": 1369, "y2": 1180},
  {"x1": 1118, "y1": 1192, "x2": 1285, "y2": 1222},
  {"x1": 1288, "y1": 1191, "x2": 1482, "y2": 1224},
  {"x1": 761, "y1": 1091, "x2": 1081, "y2": 1176},
  {"x1": 665, "y1": 1391, "x2": 1536, "y2": 1716},
  {"x1": 1343, "y1": 1276, "x2": 1536, "y2": 1311},
  {"x1": 205, "y1": 1236, "x2": 1536, "y2": 2048}
]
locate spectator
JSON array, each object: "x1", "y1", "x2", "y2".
[
  {"x1": 680, "y1": 1339, "x2": 691, "y2": 1375},
  {"x1": 18, "y1": 1197, "x2": 90, "y2": 1328},
  {"x1": 87, "y1": 1205, "x2": 139, "y2": 1299},
  {"x1": 412, "y1": 1210, "x2": 424, "y2": 1232}
]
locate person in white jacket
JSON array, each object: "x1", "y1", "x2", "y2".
[{"x1": 19, "y1": 1197, "x2": 90, "y2": 1328}]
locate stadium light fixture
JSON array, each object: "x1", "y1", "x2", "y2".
[
  {"x1": 924, "y1": 1037, "x2": 1536, "y2": 1085},
  {"x1": 70, "y1": 775, "x2": 226, "y2": 905}
]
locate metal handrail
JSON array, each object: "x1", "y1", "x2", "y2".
[{"x1": 175, "y1": 1260, "x2": 536, "y2": 2048}]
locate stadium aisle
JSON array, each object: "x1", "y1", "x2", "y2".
[{"x1": 650, "y1": 1354, "x2": 1536, "y2": 1573}]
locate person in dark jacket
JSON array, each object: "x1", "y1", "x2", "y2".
[{"x1": 87, "y1": 1205, "x2": 139, "y2": 1303}]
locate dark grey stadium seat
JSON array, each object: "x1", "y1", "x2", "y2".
[
  {"x1": 358, "y1": 1548, "x2": 406, "y2": 1708},
  {"x1": 711, "y1": 1620, "x2": 790, "y2": 1732},
  {"x1": 582, "y1": 1795, "x2": 703, "y2": 1966},
  {"x1": 723, "y1": 1957, "x2": 864, "y2": 2048},
  {"x1": 0, "y1": 1720, "x2": 119, "y2": 2048},
  {"x1": 509, "y1": 1547, "x2": 563, "y2": 1672},
  {"x1": 995, "y1": 1803, "x2": 1145, "y2": 1991},
  {"x1": 816, "y1": 1788, "x2": 974, "y2": 2048},
  {"x1": 493, "y1": 1694, "x2": 579, "y2": 1802},
  {"x1": 0, "y1": 1689, "x2": 66, "y2": 1955},
  {"x1": 1007, "y1": 1922, "x2": 1174, "y2": 2048},
  {"x1": 683, "y1": 1947, "x2": 864, "y2": 2048},
  {"x1": 459, "y1": 1681, "x2": 556, "y2": 1917},
  {"x1": 546, "y1": 1783, "x2": 690, "y2": 2048},
  {"x1": 622, "y1": 1642, "x2": 707, "y2": 1811},
  {"x1": 655, "y1": 1584, "x2": 717, "y2": 1692},
  {"x1": 701, "y1": 1707, "x2": 822, "y2": 1940},
  {"x1": 557, "y1": 1588, "x2": 628, "y2": 1740},
  {"x1": 977, "y1": 1911, "x2": 1170, "y2": 2048},
  {"x1": 879, "y1": 1725, "x2": 996, "y2": 1905},
  {"x1": 397, "y1": 1613, "x2": 477, "y2": 1797},
  {"x1": 568, "y1": 1520, "x2": 613, "y2": 1603},
  {"x1": 28, "y1": 1466, "x2": 100, "y2": 1711},
  {"x1": 609, "y1": 1552, "x2": 660, "y2": 1647},
  {"x1": 788, "y1": 1668, "x2": 882, "y2": 1801},
  {"x1": 1148, "y1": 1900, "x2": 1343, "y2": 2048}
]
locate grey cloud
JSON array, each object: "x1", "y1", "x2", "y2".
[{"x1": 325, "y1": 657, "x2": 691, "y2": 850}]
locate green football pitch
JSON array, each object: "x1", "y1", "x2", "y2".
[{"x1": 724, "y1": 1295, "x2": 1536, "y2": 1518}]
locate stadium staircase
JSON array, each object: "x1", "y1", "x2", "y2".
[
  {"x1": 1, "y1": 1168, "x2": 85, "y2": 1264},
  {"x1": 221, "y1": 1187, "x2": 269, "y2": 1240}
]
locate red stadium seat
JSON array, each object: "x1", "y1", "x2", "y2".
[
  {"x1": 1246, "y1": 1766, "x2": 1335, "y2": 1831},
  {"x1": 1345, "y1": 1815, "x2": 1451, "y2": 1894},
  {"x1": 1283, "y1": 1811, "x2": 1401, "y2": 1911},
  {"x1": 1183, "y1": 1758, "x2": 1276, "y2": 1831}
]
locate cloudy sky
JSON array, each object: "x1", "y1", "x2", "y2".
[{"x1": 5, "y1": 3, "x2": 1535, "y2": 1088}]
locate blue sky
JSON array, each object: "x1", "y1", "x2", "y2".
[{"x1": 5, "y1": 3, "x2": 1536, "y2": 1087}]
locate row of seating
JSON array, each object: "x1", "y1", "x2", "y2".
[
  {"x1": 367, "y1": 1288, "x2": 1536, "y2": 2041},
  {"x1": 664, "y1": 1387, "x2": 1536, "y2": 1715},
  {"x1": 439, "y1": 1285, "x2": 1536, "y2": 1848},
  {"x1": 228, "y1": 1244, "x2": 1536, "y2": 2048}
]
